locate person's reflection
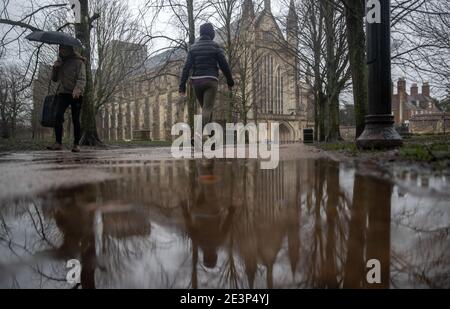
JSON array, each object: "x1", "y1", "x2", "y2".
[
  {"x1": 183, "y1": 161, "x2": 235, "y2": 283},
  {"x1": 50, "y1": 185, "x2": 98, "y2": 289}
]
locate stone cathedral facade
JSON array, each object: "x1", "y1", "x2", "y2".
[{"x1": 98, "y1": 0, "x2": 313, "y2": 143}]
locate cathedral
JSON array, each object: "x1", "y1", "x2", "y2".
[{"x1": 98, "y1": 0, "x2": 313, "y2": 143}]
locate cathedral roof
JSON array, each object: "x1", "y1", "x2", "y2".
[
  {"x1": 143, "y1": 47, "x2": 185, "y2": 71},
  {"x1": 135, "y1": 5, "x2": 286, "y2": 75},
  {"x1": 138, "y1": 21, "x2": 240, "y2": 73}
]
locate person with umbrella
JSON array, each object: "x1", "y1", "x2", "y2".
[
  {"x1": 26, "y1": 31, "x2": 86, "y2": 152},
  {"x1": 47, "y1": 45, "x2": 86, "y2": 152}
]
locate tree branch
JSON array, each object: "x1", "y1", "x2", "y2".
[{"x1": 0, "y1": 19, "x2": 42, "y2": 32}]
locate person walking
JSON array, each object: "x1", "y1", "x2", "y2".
[
  {"x1": 179, "y1": 22, "x2": 234, "y2": 139},
  {"x1": 47, "y1": 45, "x2": 86, "y2": 152}
]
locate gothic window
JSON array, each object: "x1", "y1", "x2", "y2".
[
  {"x1": 264, "y1": 54, "x2": 267, "y2": 113},
  {"x1": 130, "y1": 102, "x2": 135, "y2": 130},
  {"x1": 259, "y1": 65, "x2": 263, "y2": 112},
  {"x1": 276, "y1": 66, "x2": 281, "y2": 114},
  {"x1": 256, "y1": 53, "x2": 283, "y2": 114},
  {"x1": 262, "y1": 31, "x2": 272, "y2": 42},
  {"x1": 270, "y1": 56, "x2": 273, "y2": 113},
  {"x1": 139, "y1": 101, "x2": 145, "y2": 129},
  {"x1": 280, "y1": 76, "x2": 284, "y2": 114},
  {"x1": 172, "y1": 92, "x2": 178, "y2": 124},
  {"x1": 107, "y1": 107, "x2": 111, "y2": 130},
  {"x1": 113, "y1": 105, "x2": 117, "y2": 128}
]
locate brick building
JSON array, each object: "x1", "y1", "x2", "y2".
[{"x1": 392, "y1": 78, "x2": 441, "y2": 126}]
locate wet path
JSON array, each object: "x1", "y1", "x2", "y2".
[{"x1": 0, "y1": 146, "x2": 449, "y2": 288}]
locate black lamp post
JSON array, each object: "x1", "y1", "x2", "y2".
[{"x1": 357, "y1": 0, "x2": 403, "y2": 149}]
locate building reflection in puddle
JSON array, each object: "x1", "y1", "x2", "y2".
[{"x1": 0, "y1": 158, "x2": 448, "y2": 288}]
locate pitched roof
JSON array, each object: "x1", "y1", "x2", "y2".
[{"x1": 138, "y1": 8, "x2": 284, "y2": 75}]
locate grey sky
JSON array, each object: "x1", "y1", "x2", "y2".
[{"x1": 0, "y1": 0, "x2": 446, "y2": 99}]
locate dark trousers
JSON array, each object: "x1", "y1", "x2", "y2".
[
  {"x1": 193, "y1": 80, "x2": 218, "y2": 125},
  {"x1": 55, "y1": 93, "x2": 82, "y2": 145}
]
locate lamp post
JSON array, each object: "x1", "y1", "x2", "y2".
[{"x1": 357, "y1": 0, "x2": 403, "y2": 149}]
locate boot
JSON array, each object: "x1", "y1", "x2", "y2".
[
  {"x1": 47, "y1": 143, "x2": 63, "y2": 151},
  {"x1": 71, "y1": 145, "x2": 81, "y2": 153}
]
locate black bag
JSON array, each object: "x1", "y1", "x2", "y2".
[
  {"x1": 40, "y1": 95, "x2": 59, "y2": 128},
  {"x1": 40, "y1": 71, "x2": 61, "y2": 128}
]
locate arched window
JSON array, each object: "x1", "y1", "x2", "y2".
[
  {"x1": 280, "y1": 76, "x2": 284, "y2": 114},
  {"x1": 265, "y1": 54, "x2": 269, "y2": 113},
  {"x1": 257, "y1": 53, "x2": 286, "y2": 115},
  {"x1": 276, "y1": 66, "x2": 281, "y2": 114},
  {"x1": 271, "y1": 56, "x2": 273, "y2": 112}
]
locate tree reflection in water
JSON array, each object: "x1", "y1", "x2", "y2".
[{"x1": 0, "y1": 158, "x2": 448, "y2": 288}]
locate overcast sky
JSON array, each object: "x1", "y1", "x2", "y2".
[{"x1": 0, "y1": 0, "x2": 445, "y2": 99}]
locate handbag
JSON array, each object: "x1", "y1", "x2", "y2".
[{"x1": 40, "y1": 73, "x2": 60, "y2": 128}]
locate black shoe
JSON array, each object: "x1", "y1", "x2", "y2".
[
  {"x1": 71, "y1": 145, "x2": 81, "y2": 153},
  {"x1": 47, "y1": 143, "x2": 63, "y2": 151}
]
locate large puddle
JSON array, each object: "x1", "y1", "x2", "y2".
[{"x1": 0, "y1": 158, "x2": 449, "y2": 288}]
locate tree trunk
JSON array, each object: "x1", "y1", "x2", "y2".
[
  {"x1": 187, "y1": 0, "x2": 196, "y2": 132},
  {"x1": 1, "y1": 120, "x2": 10, "y2": 138},
  {"x1": 324, "y1": 0, "x2": 341, "y2": 142},
  {"x1": 77, "y1": 0, "x2": 102, "y2": 146},
  {"x1": 327, "y1": 93, "x2": 342, "y2": 141},
  {"x1": 312, "y1": 0, "x2": 325, "y2": 142},
  {"x1": 0, "y1": 104, "x2": 10, "y2": 138},
  {"x1": 319, "y1": 92, "x2": 326, "y2": 142},
  {"x1": 314, "y1": 93, "x2": 318, "y2": 141},
  {"x1": 344, "y1": 0, "x2": 368, "y2": 139}
]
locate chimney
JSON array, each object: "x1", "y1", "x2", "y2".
[
  {"x1": 397, "y1": 78, "x2": 406, "y2": 94},
  {"x1": 422, "y1": 82, "x2": 430, "y2": 97},
  {"x1": 410, "y1": 83, "x2": 418, "y2": 96}
]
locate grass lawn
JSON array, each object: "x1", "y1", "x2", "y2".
[
  {"x1": 316, "y1": 134, "x2": 450, "y2": 164},
  {"x1": 0, "y1": 138, "x2": 55, "y2": 152}
]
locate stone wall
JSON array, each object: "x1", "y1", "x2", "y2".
[
  {"x1": 410, "y1": 113, "x2": 450, "y2": 134},
  {"x1": 340, "y1": 126, "x2": 356, "y2": 141}
]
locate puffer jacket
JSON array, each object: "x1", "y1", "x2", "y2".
[
  {"x1": 51, "y1": 53, "x2": 86, "y2": 95},
  {"x1": 179, "y1": 35, "x2": 234, "y2": 93}
]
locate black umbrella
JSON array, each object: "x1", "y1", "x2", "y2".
[{"x1": 25, "y1": 31, "x2": 83, "y2": 48}]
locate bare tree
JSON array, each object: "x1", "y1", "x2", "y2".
[
  {"x1": 282, "y1": 0, "x2": 349, "y2": 142},
  {"x1": 207, "y1": 0, "x2": 240, "y2": 123},
  {"x1": 391, "y1": 0, "x2": 450, "y2": 95},
  {"x1": 0, "y1": 64, "x2": 31, "y2": 138},
  {"x1": 341, "y1": 0, "x2": 367, "y2": 139},
  {"x1": 91, "y1": 0, "x2": 148, "y2": 113}
]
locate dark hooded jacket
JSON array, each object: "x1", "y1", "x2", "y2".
[
  {"x1": 179, "y1": 23, "x2": 234, "y2": 93},
  {"x1": 51, "y1": 52, "x2": 87, "y2": 95}
]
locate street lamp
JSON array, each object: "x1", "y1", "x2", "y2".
[{"x1": 357, "y1": 0, "x2": 403, "y2": 149}]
